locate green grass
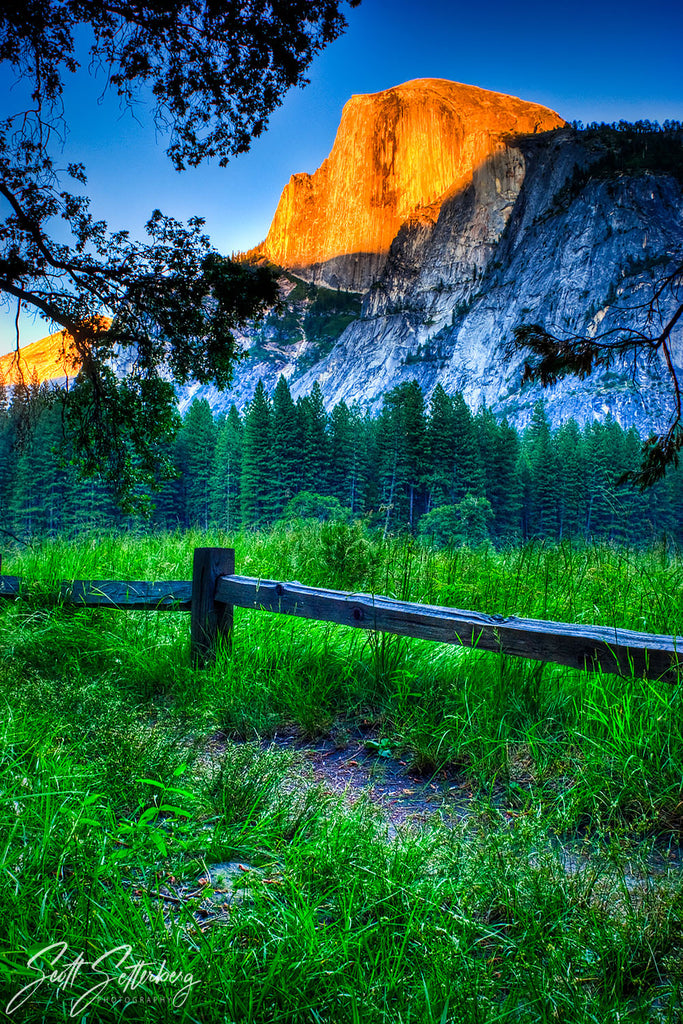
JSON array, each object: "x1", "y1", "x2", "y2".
[{"x1": 0, "y1": 526, "x2": 682, "y2": 1021}]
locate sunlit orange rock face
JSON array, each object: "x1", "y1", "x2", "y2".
[
  {"x1": 253, "y1": 79, "x2": 565, "y2": 290},
  {"x1": 0, "y1": 330, "x2": 78, "y2": 386},
  {"x1": 0, "y1": 317, "x2": 112, "y2": 387}
]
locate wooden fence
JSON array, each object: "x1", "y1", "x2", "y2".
[{"x1": 1, "y1": 548, "x2": 681, "y2": 682}]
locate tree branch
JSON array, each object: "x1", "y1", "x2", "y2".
[{"x1": 0, "y1": 182, "x2": 129, "y2": 284}]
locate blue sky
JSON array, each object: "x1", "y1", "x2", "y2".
[{"x1": 1, "y1": 0, "x2": 682, "y2": 354}]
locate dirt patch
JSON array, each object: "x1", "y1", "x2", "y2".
[
  {"x1": 269, "y1": 734, "x2": 473, "y2": 836},
  {"x1": 131, "y1": 729, "x2": 683, "y2": 936},
  {"x1": 196, "y1": 726, "x2": 476, "y2": 836}
]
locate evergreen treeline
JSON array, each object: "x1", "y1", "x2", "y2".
[{"x1": 1, "y1": 376, "x2": 682, "y2": 546}]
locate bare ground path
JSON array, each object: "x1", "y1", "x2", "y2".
[{"x1": 130, "y1": 728, "x2": 683, "y2": 936}]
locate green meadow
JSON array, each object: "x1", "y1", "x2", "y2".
[{"x1": 1, "y1": 525, "x2": 682, "y2": 1022}]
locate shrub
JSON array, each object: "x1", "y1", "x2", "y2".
[
  {"x1": 279, "y1": 491, "x2": 349, "y2": 524},
  {"x1": 418, "y1": 494, "x2": 493, "y2": 548}
]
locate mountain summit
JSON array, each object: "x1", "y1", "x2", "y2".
[
  {"x1": 5, "y1": 82, "x2": 682, "y2": 442},
  {"x1": 0, "y1": 330, "x2": 75, "y2": 386},
  {"x1": 251, "y1": 79, "x2": 565, "y2": 290}
]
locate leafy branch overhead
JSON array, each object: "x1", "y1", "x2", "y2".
[
  {"x1": 0, "y1": 0, "x2": 358, "y2": 507},
  {"x1": 511, "y1": 254, "x2": 683, "y2": 488}
]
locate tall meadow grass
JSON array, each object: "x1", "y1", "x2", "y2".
[{"x1": 0, "y1": 525, "x2": 682, "y2": 1020}]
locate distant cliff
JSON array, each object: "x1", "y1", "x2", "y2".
[
  {"x1": 6, "y1": 82, "x2": 682, "y2": 441},
  {"x1": 0, "y1": 330, "x2": 75, "y2": 386},
  {"x1": 249, "y1": 79, "x2": 564, "y2": 291},
  {"x1": 288, "y1": 127, "x2": 683, "y2": 433},
  {"x1": 187, "y1": 118, "x2": 683, "y2": 437}
]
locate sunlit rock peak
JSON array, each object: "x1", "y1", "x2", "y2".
[
  {"x1": 0, "y1": 318, "x2": 112, "y2": 387},
  {"x1": 251, "y1": 78, "x2": 565, "y2": 290},
  {"x1": 0, "y1": 330, "x2": 76, "y2": 386}
]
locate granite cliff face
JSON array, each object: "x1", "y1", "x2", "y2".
[
  {"x1": 288, "y1": 128, "x2": 683, "y2": 433},
  {"x1": 251, "y1": 79, "x2": 564, "y2": 291},
  {"x1": 6, "y1": 81, "x2": 683, "y2": 440},
  {"x1": 183, "y1": 118, "x2": 683, "y2": 439}
]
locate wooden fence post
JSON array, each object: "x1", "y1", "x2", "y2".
[{"x1": 190, "y1": 547, "x2": 235, "y2": 668}]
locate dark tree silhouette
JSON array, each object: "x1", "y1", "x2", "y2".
[{"x1": 0, "y1": 0, "x2": 358, "y2": 506}]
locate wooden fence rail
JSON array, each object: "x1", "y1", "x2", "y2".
[{"x1": 1, "y1": 548, "x2": 681, "y2": 682}]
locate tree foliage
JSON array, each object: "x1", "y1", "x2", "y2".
[
  {"x1": 2, "y1": 376, "x2": 682, "y2": 545},
  {"x1": 0, "y1": 0, "x2": 358, "y2": 506}
]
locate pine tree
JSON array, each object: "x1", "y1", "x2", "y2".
[
  {"x1": 210, "y1": 405, "x2": 243, "y2": 531},
  {"x1": 34, "y1": 405, "x2": 75, "y2": 535},
  {"x1": 359, "y1": 407, "x2": 380, "y2": 515},
  {"x1": 298, "y1": 381, "x2": 329, "y2": 495},
  {"x1": 665, "y1": 457, "x2": 683, "y2": 545},
  {"x1": 7, "y1": 381, "x2": 54, "y2": 537},
  {"x1": 241, "y1": 380, "x2": 275, "y2": 527},
  {"x1": 402, "y1": 380, "x2": 428, "y2": 528},
  {"x1": 62, "y1": 467, "x2": 118, "y2": 534},
  {"x1": 271, "y1": 376, "x2": 303, "y2": 514},
  {"x1": 518, "y1": 450, "x2": 534, "y2": 541},
  {"x1": 0, "y1": 381, "x2": 15, "y2": 527},
  {"x1": 524, "y1": 401, "x2": 559, "y2": 539},
  {"x1": 426, "y1": 384, "x2": 456, "y2": 509},
  {"x1": 329, "y1": 400, "x2": 371, "y2": 513},
  {"x1": 583, "y1": 421, "x2": 604, "y2": 538},
  {"x1": 5, "y1": 386, "x2": 121, "y2": 538},
  {"x1": 451, "y1": 393, "x2": 484, "y2": 501},
  {"x1": 603, "y1": 416, "x2": 634, "y2": 542},
  {"x1": 620, "y1": 427, "x2": 653, "y2": 543},
  {"x1": 477, "y1": 407, "x2": 522, "y2": 541},
  {"x1": 176, "y1": 399, "x2": 217, "y2": 528},
  {"x1": 582, "y1": 416, "x2": 633, "y2": 541},
  {"x1": 377, "y1": 380, "x2": 427, "y2": 532},
  {"x1": 554, "y1": 419, "x2": 585, "y2": 540},
  {"x1": 149, "y1": 435, "x2": 184, "y2": 530}
]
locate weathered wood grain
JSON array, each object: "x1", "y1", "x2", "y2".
[
  {"x1": 216, "y1": 575, "x2": 683, "y2": 682},
  {"x1": 190, "y1": 548, "x2": 234, "y2": 668},
  {"x1": 63, "y1": 580, "x2": 192, "y2": 609}
]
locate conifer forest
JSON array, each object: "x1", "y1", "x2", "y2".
[{"x1": 2, "y1": 374, "x2": 682, "y2": 545}]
